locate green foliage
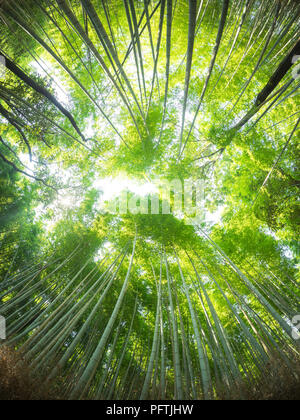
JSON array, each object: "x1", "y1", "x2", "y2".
[{"x1": 0, "y1": 0, "x2": 299, "y2": 401}]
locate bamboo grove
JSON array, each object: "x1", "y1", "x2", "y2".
[{"x1": 0, "y1": 0, "x2": 299, "y2": 400}]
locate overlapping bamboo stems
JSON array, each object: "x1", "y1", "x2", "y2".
[
  {"x1": 0, "y1": 85, "x2": 94, "y2": 155},
  {"x1": 128, "y1": 0, "x2": 148, "y2": 107},
  {"x1": 29, "y1": 263, "x2": 122, "y2": 374},
  {"x1": 164, "y1": 248, "x2": 183, "y2": 399},
  {"x1": 140, "y1": 259, "x2": 162, "y2": 399},
  {"x1": 157, "y1": 0, "x2": 172, "y2": 146},
  {"x1": 95, "y1": 314, "x2": 125, "y2": 398},
  {"x1": 46, "y1": 248, "x2": 129, "y2": 381},
  {"x1": 81, "y1": 0, "x2": 148, "y2": 128},
  {"x1": 70, "y1": 233, "x2": 137, "y2": 399},
  {"x1": 229, "y1": 1, "x2": 282, "y2": 114},
  {"x1": 210, "y1": 0, "x2": 252, "y2": 94},
  {"x1": 146, "y1": 0, "x2": 165, "y2": 117},
  {"x1": 198, "y1": 227, "x2": 299, "y2": 344},
  {"x1": 178, "y1": 0, "x2": 197, "y2": 158},
  {"x1": 24, "y1": 250, "x2": 126, "y2": 362},
  {"x1": 56, "y1": 0, "x2": 144, "y2": 140},
  {"x1": 106, "y1": 297, "x2": 137, "y2": 399},
  {"x1": 180, "y1": 0, "x2": 229, "y2": 157},
  {"x1": 3, "y1": 0, "x2": 127, "y2": 145},
  {"x1": 6, "y1": 249, "x2": 103, "y2": 346}
]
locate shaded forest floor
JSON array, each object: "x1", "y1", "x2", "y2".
[
  {"x1": 0, "y1": 346, "x2": 62, "y2": 400},
  {"x1": 218, "y1": 351, "x2": 300, "y2": 400},
  {"x1": 0, "y1": 346, "x2": 299, "y2": 400}
]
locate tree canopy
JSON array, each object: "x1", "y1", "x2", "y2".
[{"x1": 0, "y1": 0, "x2": 299, "y2": 400}]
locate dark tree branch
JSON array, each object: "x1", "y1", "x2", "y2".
[
  {"x1": 255, "y1": 39, "x2": 300, "y2": 106},
  {"x1": 0, "y1": 102, "x2": 32, "y2": 160},
  {"x1": 1, "y1": 52, "x2": 86, "y2": 143},
  {"x1": 0, "y1": 145, "x2": 57, "y2": 192}
]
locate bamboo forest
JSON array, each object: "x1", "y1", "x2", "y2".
[{"x1": 0, "y1": 0, "x2": 299, "y2": 401}]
